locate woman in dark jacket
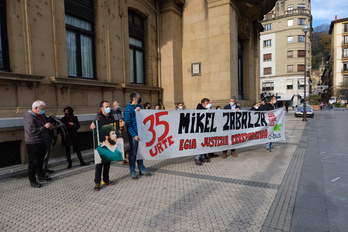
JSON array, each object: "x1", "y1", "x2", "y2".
[{"x1": 61, "y1": 106, "x2": 89, "y2": 168}]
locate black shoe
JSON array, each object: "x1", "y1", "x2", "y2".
[
  {"x1": 266, "y1": 148, "x2": 272, "y2": 152},
  {"x1": 67, "y1": 163, "x2": 72, "y2": 169},
  {"x1": 81, "y1": 162, "x2": 90, "y2": 166},
  {"x1": 30, "y1": 182, "x2": 42, "y2": 188},
  {"x1": 47, "y1": 169, "x2": 54, "y2": 174},
  {"x1": 38, "y1": 176, "x2": 52, "y2": 182},
  {"x1": 194, "y1": 159, "x2": 202, "y2": 166}
]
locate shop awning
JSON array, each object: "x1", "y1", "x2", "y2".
[{"x1": 276, "y1": 93, "x2": 294, "y2": 101}]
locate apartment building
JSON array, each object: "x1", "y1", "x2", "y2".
[
  {"x1": 260, "y1": 0, "x2": 312, "y2": 106},
  {"x1": 321, "y1": 17, "x2": 348, "y2": 103}
]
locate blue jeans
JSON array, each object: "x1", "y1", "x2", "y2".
[
  {"x1": 266, "y1": 142, "x2": 272, "y2": 149},
  {"x1": 128, "y1": 134, "x2": 146, "y2": 174},
  {"x1": 195, "y1": 154, "x2": 204, "y2": 160}
]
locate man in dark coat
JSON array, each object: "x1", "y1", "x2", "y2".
[
  {"x1": 222, "y1": 96, "x2": 241, "y2": 158},
  {"x1": 23, "y1": 100, "x2": 54, "y2": 188}
]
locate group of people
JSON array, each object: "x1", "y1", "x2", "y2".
[{"x1": 24, "y1": 93, "x2": 277, "y2": 190}]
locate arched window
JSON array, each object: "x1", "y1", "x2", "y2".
[{"x1": 128, "y1": 10, "x2": 145, "y2": 84}]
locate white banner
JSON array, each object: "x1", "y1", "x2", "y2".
[{"x1": 136, "y1": 108, "x2": 285, "y2": 160}]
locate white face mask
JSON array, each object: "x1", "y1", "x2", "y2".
[
  {"x1": 178, "y1": 106, "x2": 183, "y2": 110},
  {"x1": 255, "y1": 106, "x2": 259, "y2": 109},
  {"x1": 205, "y1": 103, "x2": 212, "y2": 109},
  {"x1": 230, "y1": 102, "x2": 235, "y2": 106},
  {"x1": 273, "y1": 100, "x2": 277, "y2": 104}
]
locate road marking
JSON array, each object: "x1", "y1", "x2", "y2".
[{"x1": 331, "y1": 177, "x2": 340, "y2": 182}]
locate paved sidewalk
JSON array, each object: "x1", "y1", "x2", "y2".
[{"x1": 0, "y1": 111, "x2": 345, "y2": 231}]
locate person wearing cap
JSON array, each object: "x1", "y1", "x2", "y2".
[{"x1": 222, "y1": 96, "x2": 241, "y2": 159}]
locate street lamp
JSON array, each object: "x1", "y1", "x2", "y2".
[{"x1": 302, "y1": 24, "x2": 310, "y2": 122}]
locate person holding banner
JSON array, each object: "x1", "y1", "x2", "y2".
[
  {"x1": 264, "y1": 95, "x2": 277, "y2": 152},
  {"x1": 194, "y1": 98, "x2": 212, "y2": 165},
  {"x1": 124, "y1": 92, "x2": 152, "y2": 179},
  {"x1": 222, "y1": 96, "x2": 241, "y2": 158},
  {"x1": 90, "y1": 101, "x2": 116, "y2": 191}
]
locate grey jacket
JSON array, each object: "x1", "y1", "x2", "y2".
[{"x1": 23, "y1": 110, "x2": 51, "y2": 144}]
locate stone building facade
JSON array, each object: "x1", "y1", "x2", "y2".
[{"x1": 0, "y1": 0, "x2": 276, "y2": 166}]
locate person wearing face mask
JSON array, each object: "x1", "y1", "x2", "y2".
[
  {"x1": 124, "y1": 92, "x2": 151, "y2": 179},
  {"x1": 222, "y1": 96, "x2": 241, "y2": 159},
  {"x1": 249, "y1": 103, "x2": 260, "y2": 111},
  {"x1": 177, "y1": 102, "x2": 184, "y2": 110},
  {"x1": 264, "y1": 95, "x2": 277, "y2": 152},
  {"x1": 112, "y1": 101, "x2": 123, "y2": 121},
  {"x1": 143, "y1": 102, "x2": 151, "y2": 110},
  {"x1": 23, "y1": 100, "x2": 55, "y2": 188},
  {"x1": 90, "y1": 101, "x2": 116, "y2": 191},
  {"x1": 61, "y1": 106, "x2": 90, "y2": 169}
]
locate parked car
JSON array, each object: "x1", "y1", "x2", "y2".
[{"x1": 294, "y1": 105, "x2": 314, "y2": 118}]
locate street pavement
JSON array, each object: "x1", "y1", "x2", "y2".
[{"x1": 0, "y1": 110, "x2": 347, "y2": 232}]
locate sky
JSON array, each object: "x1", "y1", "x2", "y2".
[{"x1": 311, "y1": 0, "x2": 348, "y2": 28}]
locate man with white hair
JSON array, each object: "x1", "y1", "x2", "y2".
[{"x1": 23, "y1": 100, "x2": 54, "y2": 188}]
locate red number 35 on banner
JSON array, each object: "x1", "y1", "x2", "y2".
[{"x1": 143, "y1": 112, "x2": 170, "y2": 147}]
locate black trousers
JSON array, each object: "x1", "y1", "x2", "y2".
[
  {"x1": 27, "y1": 143, "x2": 46, "y2": 183},
  {"x1": 94, "y1": 162, "x2": 111, "y2": 184},
  {"x1": 42, "y1": 140, "x2": 51, "y2": 173},
  {"x1": 65, "y1": 144, "x2": 85, "y2": 164}
]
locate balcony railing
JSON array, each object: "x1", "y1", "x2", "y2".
[{"x1": 264, "y1": 9, "x2": 311, "y2": 21}]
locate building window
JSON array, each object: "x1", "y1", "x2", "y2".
[
  {"x1": 343, "y1": 48, "x2": 348, "y2": 58},
  {"x1": 263, "y1": 53, "x2": 272, "y2": 61},
  {"x1": 298, "y1": 64, "x2": 305, "y2": 72},
  {"x1": 0, "y1": 0, "x2": 9, "y2": 71},
  {"x1": 287, "y1": 5, "x2": 293, "y2": 11},
  {"x1": 344, "y1": 75, "x2": 348, "y2": 86},
  {"x1": 298, "y1": 50, "x2": 306, "y2": 57},
  {"x1": 344, "y1": 62, "x2": 348, "y2": 71},
  {"x1": 287, "y1": 36, "x2": 293, "y2": 44},
  {"x1": 298, "y1": 79, "x2": 305, "y2": 89},
  {"x1": 262, "y1": 82, "x2": 274, "y2": 91},
  {"x1": 298, "y1": 35, "x2": 305, "y2": 43},
  {"x1": 287, "y1": 50, "x2": 293, "y2": 58},
  {"x1": 264, "y1": 67, "x2": 272, "y2": 75},
  {"x1": 264, "y1": 39, "x2": 272, "y2": 47},
  {"x1": 345, "y1": 36, "x2": 348, "y2": 44},
  {"x1": 287, "y1": 65, "x2": 293, "y2": 73},
  {"x1": 129, "y1": 10, "x2": 145, "y2": 85},
  {"x1": 344, "y1": 24, "x2": 348, "y2": 32},
  {"x1": 297, "y1": 4, "x2": 306, "y2": 9},
  {"x1": 288, "y1": 19, "x2": 293, "y2": 27},
  {"x1": 287, "y1": 84, "x2": 293, "y2": 89},
  {"x1": 65, "y1": 0, "x2": 95, "y2": 79},
  {"x1": 264, "y1": 24, "x2": 272, "y2": 31},
  {"x1": 298, "y1": 18, "x2": 305, "y2": 25}
]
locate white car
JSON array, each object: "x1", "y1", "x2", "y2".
[{"x1": 294, "y1": 105, "x2": 314, "y2": 118}]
